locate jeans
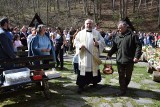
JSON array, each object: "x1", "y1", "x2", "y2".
[{"x1": 73, "y1": 63, "x2": 79, "y2": 74}]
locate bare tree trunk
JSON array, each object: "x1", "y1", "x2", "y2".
[
  {"x1": 98, "y1": 0, "x2": 102, "y2": 19},
  {"x1": 16, "y1": 0, "x2": 20, "y2": 26},
  {"x1": 120, "y1": 0, "x2": 122, "y2": 19},
  {"x1": 74, "y1": 0, "x2": 77, "y2": 8},
  {"x1": 93, "y1": 0, "x2": 97, "y2": 22},
  {"x1": 119, "y1": 0, "x2": 128, "y2": 19},
  {"x1": 65, "y1": 0, "x2": 68, "y2": 8},
  {"x1": 112, "y1": 0, "x2": 115, "y2": 13},
  {"x1": 49, "y1": 0, "x2": 52, "y2": 12},
  {"x1": 20, "y1": 0, "x2": 25, "y2": 23},
  {"x1": 83, "y1": 0, "x2": 88, "y2": 15},
  {"x1": 158, "y1": 0, "x2": 160, "y2": 28},
  {"x1": 6, "y1": 0, "x2": 10, "y2": 16},
  {"x1": 67, "y1": 0, "x2": 71, "y2": 17},
  {"x1": 0, "y1": 0, "x2": 5, "y2": 15},
  {"x1": 53, "y1": 0, "x2": 56, "y2": 11},
  {"x1": 95, "y1": 0, "x2": 98, "y2": 15},
  {"x1": 88, "y1": 0, "x2": 92, "y2": 12},
  {"x1": 144, "y1": 0, "x2": 148, "y2": 10},
  {"x1": 37, "y1": 0, "x2": 40, "y2": 15},
  {"x1": 46, "y1": 0, "x2": 49, "y2": 26},
  {"x1": 151, "y1": 0, "x2": 154, "y2": 6},
  {"x1": 137, "y1": 0, "x2": 142, "y2": 15},
  {"x1": 132, "y1": 0, "x2": 136, "y2": 13},
  {"x1": 122, "y1": 0, "x2": 125, "y2": 19},
  {"x1": 33, "y1": 0, "x2": 36, "y2": 12},
  {"x1": 124, "y1": 0, "x2": 128, "y2": 18},
  {"x1": 56, "y1": 0, "x2": 60, "y2": 13}
]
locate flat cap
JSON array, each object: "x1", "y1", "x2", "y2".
[{"x1": 0, "y1": 17, "x2": 8, "y2": 26}]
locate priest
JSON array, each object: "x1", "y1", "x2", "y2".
[{"x1": 74, "y1": 19, "x2": 106, "y2": 94}]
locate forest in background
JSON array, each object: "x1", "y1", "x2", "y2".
[{"x1": 0, "y1": 0, "x2": 160, "y2": 32}]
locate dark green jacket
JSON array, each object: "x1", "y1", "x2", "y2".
[{"x1": 108, "y1": 30, "x2": 142, "y2": 64}]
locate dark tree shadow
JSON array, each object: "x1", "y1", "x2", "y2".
[{"x1": 0, "y1": 76, "x2": 91, "y2": 107}]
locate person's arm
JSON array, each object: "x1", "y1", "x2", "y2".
[
  {"x1": 0, "y1": 33, "x2": 16, "y2": 58},
  {"x1": 19, "y1": 40, "x2": 23, "y2": 47},
  {"x1": 72, "y1": 30, "x2": 79, "y2": 48},
  {"x1": 73, "y1": 29, "x2": 79, "y2": 40},
  {"x1": 96, "y1": 32, "x2": 106, "y2": 53},
  {"x1": 134, "y1": 34, "x2": 142, "y2": 61},
  {"x1": 20, "y1": 33, "x2": 26, "y2": 40},
  {"x1": 74, "y1": 32, "x2": 84, "y2": 50},
  {"x1": 61, "y1": 35, "x2": 67, "y2": 49},
  {"x1": 27, "y1": 35, "x2": 32, "y2": 44},
  {"x1": 47, "y1": 39, "x2": 52, "y2": 52},
  {"x1": 108, "y1": 39, "x2": 117, "y2": 57},
  {"x1": 31, "y1": 36, "x2": 42, "y2": 55}
]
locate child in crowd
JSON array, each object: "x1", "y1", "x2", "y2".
[
  {"x1": 72, "y1": 54, "x2": 79, "y2": 74},
  {"x1": 13, "y1": 34, "x2": 23, "y2": 52}
]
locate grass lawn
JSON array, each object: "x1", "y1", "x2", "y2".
[{"x1": 0, "y1": 61, "x2": 160, "y2": 107}]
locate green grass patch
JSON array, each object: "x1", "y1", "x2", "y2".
[{"x1": 0, "y1": 60, "x2": 160, "y2": 107}]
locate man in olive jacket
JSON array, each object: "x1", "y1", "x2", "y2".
[{"x1": 107, "y1": 21, "x2": 142, "y2": 96}]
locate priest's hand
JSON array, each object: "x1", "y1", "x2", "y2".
[
  {"x1": 133, "y1": 58, "x2": 139, "y2": 63},
  {"x1": 93, "y1": 41, "x2": 99, "y2": 47},
  {"x1": 93, "y1": 38, "x2": 99, "y2": 47},
  {"x1": 80, "y1": 45, "x2": 86, "y2": 50}
]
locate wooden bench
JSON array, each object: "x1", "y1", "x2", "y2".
[
  {"x1": 0, "y1": 55, "x2": 58, "y2": 99},
  {"x1": 16, "y1": 46, "x2": 28, "y2": 57}
]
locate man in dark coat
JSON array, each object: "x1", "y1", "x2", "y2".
[
  {"x1": 107, "y1": 21, "x2": 142, "y2": 96},
  {"x1": 0, "y1": 17, "x2": 16, "y2": 69},
  {"x1": 20, "y1": 25, "x2": 28, "y2": 46}
]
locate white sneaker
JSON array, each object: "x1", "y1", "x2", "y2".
[{"x1": 63, "y1": 53, "x2": 67, "y2": 56}]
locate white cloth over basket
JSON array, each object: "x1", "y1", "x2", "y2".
[
  {"x1": 45, "y1": 68, "x2": 61, "y2": 79},
  {"x1": 3, "y1": 67, "x2": 31, "y2": 86}
]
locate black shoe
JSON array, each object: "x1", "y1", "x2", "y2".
[
  {"x1": 77, "y1": 88, "x2": 83, "y2": 94},
  {"x1": 77, "y1": 87, "x2": 85, "y2": 94},
  {"x1": 116, "y1": 91, "x2": 126, "y2": 96},
  {"x1": 90, "y1": 83, "x2": 97, "y2": 88},
  {"x1": 60, "y1": 67, "x2": 64, "y2": 70},
  {"x1": 56, "y1": 63, "x2": 60, "y2": 68},
  {"x1": 126, "y1": 86, "x2": 128, "y2": 90}
]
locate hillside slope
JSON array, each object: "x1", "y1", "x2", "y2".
[{"x1": 1, "y1": 0, "x2": 159, "y2": 32}]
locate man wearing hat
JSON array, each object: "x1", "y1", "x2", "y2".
[{"x1": 0, "y1": 17, "x2": 16, "y2": 69}]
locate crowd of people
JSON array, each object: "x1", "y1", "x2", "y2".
[
  {"x1": 0, "y1": 16, "x2": 159, "y2": 96},
  {"x1": 136, "y1": 32, "x2": 160, "y2": 48}
]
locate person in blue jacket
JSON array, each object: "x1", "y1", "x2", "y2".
[
  {"x1": 29, "y1": 24, "x2": 56, "y2": 67},
  {"x1": 0, "y1": 17, "x2": 16, "y2": 70}
]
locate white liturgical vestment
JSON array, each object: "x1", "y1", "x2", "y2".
[{"x1": 74, "y1": 29, "x2": 106, "y2": 76}]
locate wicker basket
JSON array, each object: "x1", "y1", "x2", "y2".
[{"x1": 153, "y1": 71, "x2": 160, "y2": 82}]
